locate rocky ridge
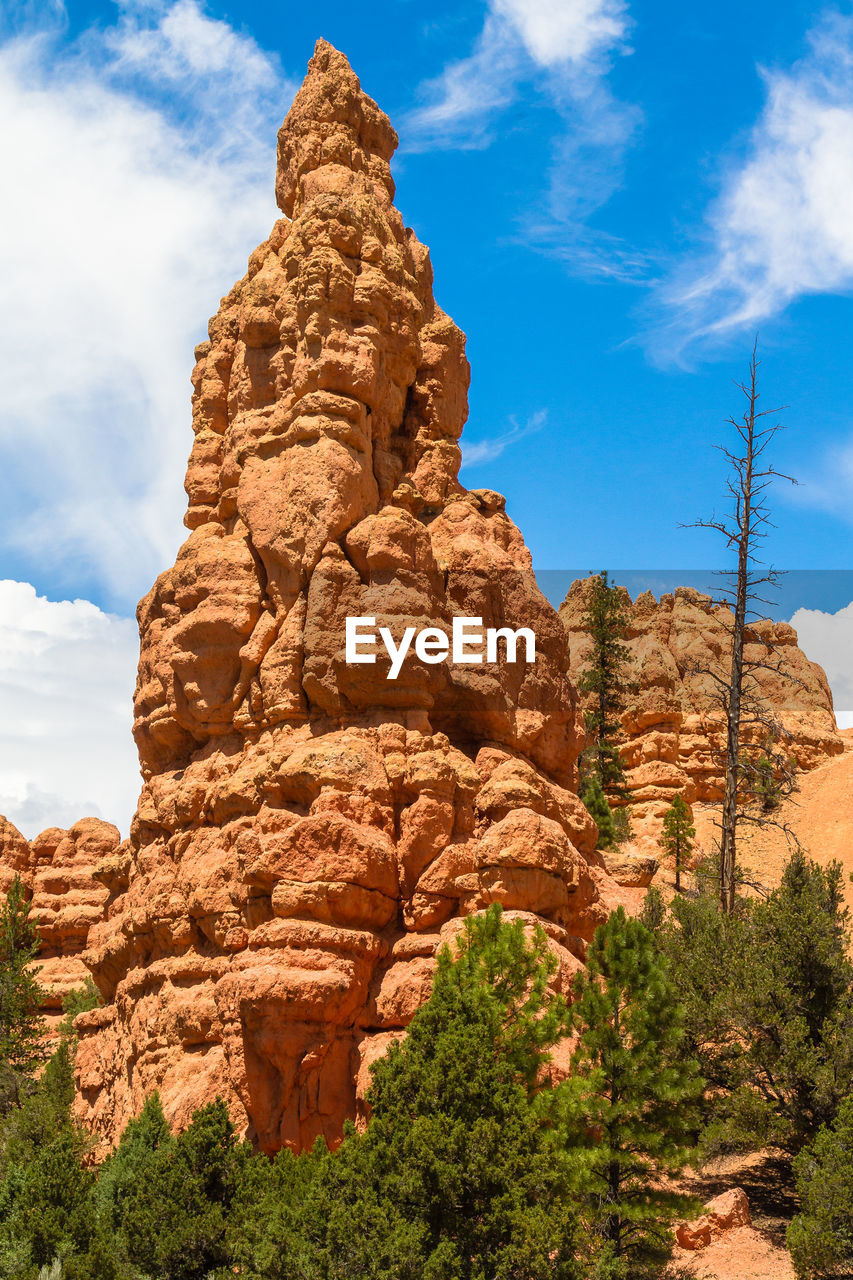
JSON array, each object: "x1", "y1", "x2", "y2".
[
  {"x1": 0, "y1": 815, "x2": 118, "y2": 1027},
  {"x1": 560, "y1": 580, "x2": 843, "y2": 850}
]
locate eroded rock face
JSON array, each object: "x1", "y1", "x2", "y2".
[
  {"x1": 0, "y1": 815, "x2": 119, "y2": 1021},
  {"x1": 560, "y1": 581, "x2": 843, "y2": 838},
  {"x1": 73, "y1": 41, "x2": 618, "y2": 1153}
]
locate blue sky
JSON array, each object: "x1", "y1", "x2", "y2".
[{"x1": 1, "y1": 0, "x2": 852, "y2": 834}]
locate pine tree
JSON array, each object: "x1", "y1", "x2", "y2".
[
  {"x1": 0, "y1": 875, "x2": 45, "y2": 1105},
  {"x1": 651, "y1": 849, "x2": 853, "y2": 1155},
  {"x1": 339, "y1": 906, "x2": 582, "y2": 1279},
  {"x1": 577, "y1": 571, "x2": 633, "y2": 801},
  {"x1": 660, "y1": 795, "x2": 695, "y2": 893},
  {"x1": 0, "y1": 1040, "x2": 96, "y2": 1275},
  {"x1": 233, "y1": 905, "x2": 585, "y2": 1280},
  {"x1": 787, "y1": 1094, "x2": 853, "y2": 1277},
  {"x1": 117, "y1": 1098, "x2": 248, "y2": 1280},
  {"x1": 569, "y1": 908, "x2": 703, "y2": 1271},
  {"x1": 94, "y1": 1091, "x2": 172, "y2": 1239},
  {"x1": 752, "y1": 751, "x2": 782, "y2": 813},
  {"x1": 580, "y1": 776, "x2": 617, "y2": 850}
]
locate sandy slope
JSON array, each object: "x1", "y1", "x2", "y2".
[
  {"x1": 651, "y1": 729, "x2": 853, "y2": 906},
  {"x1": 734, "y1": 728, "x2": 853, "y2": 906}
]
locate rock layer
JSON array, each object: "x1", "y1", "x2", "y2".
[
  {"x1": 72, "y1": 42, "x2": 619, "y2": 1153},
  {"x1": 0, "y1": 814, "x2": 118, "y2": 1023},
  {"x1": 560, "y1": 581, "x2": 843, "y2": 840}
]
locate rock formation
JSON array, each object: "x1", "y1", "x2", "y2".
[
  {"x1": 676, "y1": 1187, "x2": 751, "y2": 1251},
  {"x1": 560, "y1": 581, "x2": 843, "y2": 843},
  {"x1": 71, "y1": 41, "x2": 620, "y2": 1154},
  {"x1": 0, "y1": 814, "x2": 118, "y2": 1026}
]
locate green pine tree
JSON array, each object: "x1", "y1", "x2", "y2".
[
  {"x1": 787, "y1": 1093, "x2": 853, "y2": 1277},
  {"x1": 660, "y1": 795, "x2": 695, "y2": 893},
  {"x1": 232, "y1": 905, "x2": 584, "y2": 1280},
  {"x1": 94, "y1": 1091, "x2": 172, "y2": 1241},
  {"x1": 569, "y1": 908, "x2": 703, "y2": 1272},
  {"x1": 580, "y1": 776, "x2": 617, "y2": 850},
  {"x1": 752, "y1": 753, "x2": 782, "y2": 813},
  {"x1": 0, "y1": 1040, "x2": 96, "y2": 1277},
  {"x1": 116, "y1": 1098, "x2": 248, "y2": 1280},
  {"x1": 0, "y1": 876, "x2": 45, "y2": 1107},
  {"x1": 577, "y1": 571, "x2": 633, "y2": 802},
  {"x1": 651, "y1": 849, "x2": 853, "y2": 1155}
]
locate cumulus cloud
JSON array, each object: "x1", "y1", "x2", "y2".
[
  {"x1": 0, "y1": 581, "x2": 140, "y2": 839},
  {"x1": 405, "y1": 0, "x2": 639, "y2": 275},
  {"x1": 790, "y1": 600, "x2": 853, "y2": 729},
  {"x1": 0, "y1": 1, "x2": 294, "y2": 609},
  {"x1": 660, "y1": 12, "x2": 853, "y2": 350}
]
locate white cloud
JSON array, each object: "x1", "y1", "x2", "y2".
[
  {"x1": 661, "y1": 12, "x2": 853, "y2": 348},
  {"x1": 0, "y1": 581, "x2": 139, "y2": 839},
  {"x1": 0, "y1": 1, "x2": 294, "y2": 609},
  {"x1": 461, "y1": 409, "x2": 547, "y2": 467},
  {"x1": 405, "y1": 12, "x2": 519, "y2": 146},
  {"x1": 106, "y1": 0, "x2": 275, "y2": 85},
  {"x1": 790, "y1": 600, "x2": 853, "y2": 728},
  {"x1": 494, "y1": 0, "x2": 626, "y2": 67},
  {"x1": 405, "y1": 0, "x2": 636, "y2": 273},
  {"x1": 408, "y1": 0, "x2": 630, "y2": 145}
]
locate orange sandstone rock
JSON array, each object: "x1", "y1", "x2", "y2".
[
  {"x1": 0, "y1": 815, "x2": 31, "y2": 895},
  {"x1": 71, "y1": 42, "x2": 619, "y2": 1153},
  {"x1": 560, "y1": 581, "x2": 843, "y2": 847},
  {"x1": 676, "y1": 1187, "x2": 752, "y2": 1250},
  {"x1": 0, "y1": 815, "x2": 119, "y2": 1021}
]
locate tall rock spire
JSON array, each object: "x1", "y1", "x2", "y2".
[{"x1": 75, "y1": 42, "x2": 612, "y2": 1154}]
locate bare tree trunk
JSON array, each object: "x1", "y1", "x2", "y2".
[
  {"x1": 686, "y1": 342, "x2": 796, "y2": 914},
  {"x1": 719, "y1": 362, "x2": 757, "y2": 914}
]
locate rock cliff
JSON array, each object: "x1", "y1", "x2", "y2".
[
  {"x1": 0, "y1": 814, "x2": 118, "y2": 1025},
  {"x1": 70, "y1": 41, "x2": 619, "y2": 1153},
  {"x1": 560, "y1": 581, "x2": 843, "y2": 842}
]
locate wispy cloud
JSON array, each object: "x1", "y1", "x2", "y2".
[
  {"x1": 656, "y1": 12, "x2": 853, "y2": 356},
  {"x1": 0, "y1": 1, "x2": 295, "y2": 609},
  {"x1": 461, "y1": 409, "x2": 547, "y2": 467},
  {"x1": 0, "y1": 582, "x2": 140, "y2": 838},
  {"x1": 405, "y1": 0, "x2": 639, "y2": 276}
]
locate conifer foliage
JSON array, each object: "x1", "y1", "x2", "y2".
[
  {"x1": 579, "y1": 776, "x2": 617, "y2": 850},
  {"x1": 570, "y1": 908, "x2": 703, "y2": 1271},
  {"x1": 0, "y1": 875, "x2": 44, "y2": 1102},
  {"x1": 577, "y1": 571, "x2": 635, "y2": 849},
  {"x1": 577, "y1": 571, "x2": 633, "y2": 799},
  {"x1": 14, "y1": 872, "x2": 853, "y2": 1276},
  {"x1": 788, "y1": 1094, "x2": 853, "y2": 1277},
  {"x1": 237, "y1": 905, "x2": 585, "y2": 1280},
  {"x1": 660, "y1": 795, "x2": 695, "y2": 893},
  {"x1": 649, "y1": 850, "x2": 853, "y2": 1155}
]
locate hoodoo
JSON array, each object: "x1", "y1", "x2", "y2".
[{"x1": 70, "y1": 41, "x2": 621, "y2": 1153}]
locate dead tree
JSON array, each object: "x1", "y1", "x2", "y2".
[{"x1": 688, "y1": 342, "x2": 797, "y2": 914}]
